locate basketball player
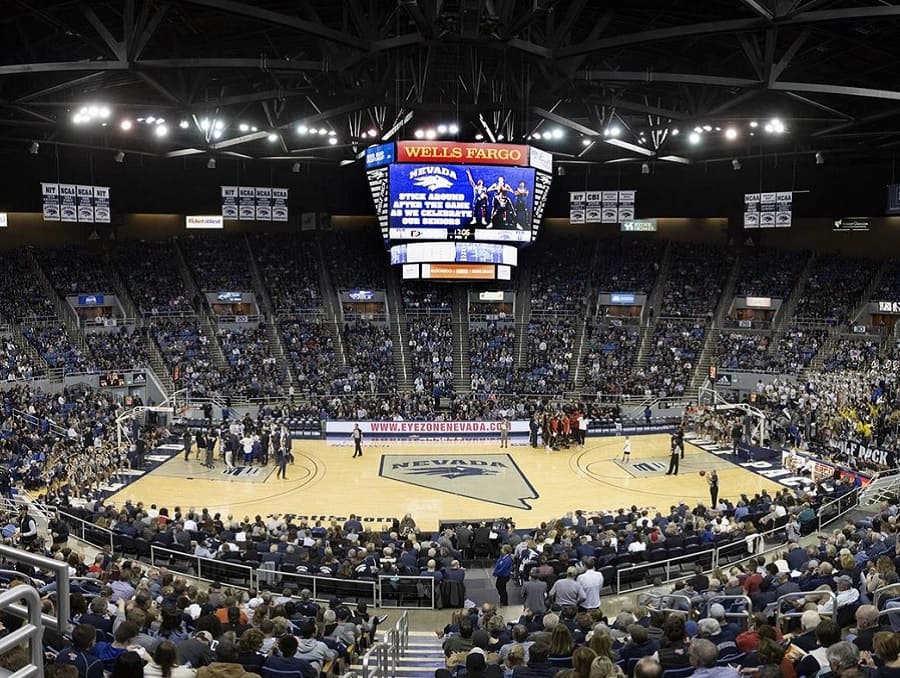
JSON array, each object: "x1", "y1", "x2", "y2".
[
  {"x1": 466, "y1": 170, "x2": 489, "y2": 226},
  {"x1": 514, "y1": 180, "x2": 529, "y2": 230},
  {"x1": 621, "y1": 436, "x2": 631, "y2": 464},
  {"x1": 499, "y1": 418, "x2": 510, "y2": 449},
  {"x1": 489, "y1": 190, "x2": 513, "y2": 229}
]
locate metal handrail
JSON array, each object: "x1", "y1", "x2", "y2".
[
  {"x1": 361, "y1": 641, "x2": 389, "y2": 678},
  {"x1": 817, "y1": 488, "x2": 860, "y2": 531},
  {"x1": 873, "y1": 582, "x2": 900, "y2": 610},
  {"x1": 775, "y1": 590, "x2": 838, "y2": 624},
  {"x1": 615, "y1": 548, "x2": 715, "y2": 593},
  {"x1": 0, "y1": 544, "x2": 70, "y2": 633},
  {"x1": 377, "y1": 574, "x2": 436, "y2": 609},
  {"x1": 268, "y1": 569, "x2": 378, "y2": 605},
  {"x1": 0, "y1": 585, "x2": 44, "y2": 678},
  {"x1": 58, "y1": 510, "x2": 116, "y2": 551},
  {"x1": 150, "y1": 545, "x2": 255, "y2": 589}
]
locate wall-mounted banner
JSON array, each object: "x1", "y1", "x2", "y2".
[
  {"x1": 41, "y1": 183, "x2": 109, "y2": 223},
  {"x1": 569, "y1": 191, "x2": 586, "y2": 224},
  {"x1": 224, "y1": 186, "x2": 288, "y2": 221}
]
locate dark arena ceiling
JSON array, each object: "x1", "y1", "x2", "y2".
[{"x1": 5, "y1": 0, "x2": 900, "y2": 171}]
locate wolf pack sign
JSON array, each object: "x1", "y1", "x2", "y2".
[{"x1": 379, "y1": 453, "x2": 539, "y2": 510}]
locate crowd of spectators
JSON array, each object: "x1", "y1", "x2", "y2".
[
  {"x1": 115, "y1": 241, "x2": 192, "y2": 316},
  {"x1": 593, "y1": 238, "x2": 662, "y2": 294},
  {"x1": 402, "y1": 284, "x2": 452, "y2": 313},
  {"x1": 736, "y1": 248, "x2": 808, "y2": 300},
  {"x1": 0, "y1": 251, "x2": 57, "y2": 322},
  {"x1": 518, "y1": 318, "x2": 576, "y2": 394},
  {"x1": 150, "y1": 319, "x2": 220, "y2": 398},
  {"x1": 249, "y1": 234, "x2": 321, "y2": 315},
  {"x1": 24, "y1": 326, "x2": 95, "y2": 374},
  {"x1": 337, "y1": 322, "x2": 394, "y2": 395},
  {"x1": 821, "y1": 337, "x2": 880, "y2": 373},
  {"x1": 716, "y1": 332, "x2": 773, "y2": 372},
  {"x1": 408, "y1": 317, "x2": 454, "y2": 398},
  {"x1": 769, "y1": 326, "x2": 830, "y2": 375},
  {"x1": 280, "y1": 320, "x2": 337, "y2": 395},
  {"x1": 874, "y1": 262, "x2": 900, "y2": 302},
  {"x1": 84, "y1": 328, "x2": 151, "y2": 372},
  {"x1": 216, "y1": 326, "x2": 282, "y2": 398},
  {"x1": 320, "y1": 232, "x2": 386, "y2": 290},
  {"x1": 640, "y1": 320, "x2": 705, "y2": 397},
  {"x1": 0, "y1": 336, "x2": 42, "y2": 380},
  {"x1": 35, "y1": 246, "x2": 114, "y2": 295},
  {"x1": 469, "y1": 324, "x2": 516, "y2": 394},
  {"x1": 582, "y1": 323, "x2": 639, "y2": 395},
  {"x1": 794, "y1": 255, "x2": 876, "y2": 325},
  {"x1": 527, "y1": 239, "x2": 591, "y2": 313},
  {"x1": 660, "y1": 244, "x2": 734, "y2": 318},
  {"x1": 180, "y1": 235, "x2": 253, "y2": 293}
]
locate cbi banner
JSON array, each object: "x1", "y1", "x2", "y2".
[{"x1": 41, "y1": 182, "x2": 109, "y2": 223}]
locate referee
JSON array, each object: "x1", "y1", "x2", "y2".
[{"x1": 665, "y1": 435, "x2": 680, "y2": 475}]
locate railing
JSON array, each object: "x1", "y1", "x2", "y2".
[
  {"x1": 150, "y1": 545, "x2": 255, "y2": 588},
  {"x1": 58, "y1": 510, "x2": 116, "y2": 551},
  {"x1": 817, "y1": 488, "x2": 860, "y2": 531},
  {"x1": 0, "y1": 544, "x2": 70, "y2": 633},
  {"x1": 615, "y1": 548, "x2": 715, "y2": 593},
  {"x1": 0, "y1": 585, "x2": 45, "y2": 678},
  {"x1": 775, "y1": 589, "x2": 837, "y2": 625},
  {"x1": 377, "y1": 574, "x2": 437, "y2": 609},
  {"x1": 266, "y1": 569, "x2": 378, "y2": 606},
  {"x1": 361, "y1": 641, "x2": 390, "y2": 678}
]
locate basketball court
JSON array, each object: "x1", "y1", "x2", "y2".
[{"x1": 105, "y1": 434, "x2": 783, "y2": 530}]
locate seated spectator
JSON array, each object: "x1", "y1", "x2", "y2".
[
  {"x1": 198, "y1": 639, "x2": 262, "y2": 678},
  {"x1": 262, "y1": 634, "x2": 315, "y2": 678}
]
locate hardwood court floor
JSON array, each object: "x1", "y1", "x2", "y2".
[{"x1": 107, "y1": 435, "x2": 783, "y2": 531}]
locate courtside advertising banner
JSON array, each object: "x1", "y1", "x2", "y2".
[{"x1": 325, "y1": 420, "x2": 529, "y2": 443}]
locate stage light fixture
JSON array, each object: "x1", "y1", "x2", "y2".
[
  {"x1": 240, "y1": 123, "x2": 251, "y2": 133},
  {"x1": 671, "y1": 129, "x2": 680, "y2": 136},
  {"x1": 750, "y1": 121, "x2": 759, "y2": 128},
  {"x1": 815, "y1": 152, "x2": 824, "y2": 165},
  {"x1": 688, "y1": 132, "x2": 701, "y2": 144},
  {"x1": 732, "y1": 159, "x2": 742, "y2": 171},
  {"x1": 267, "y1": 133, "x2": 278, "y2": 142},
  {"x1": 120, "y1": 119, "x2": 132, "y2": 131},
  {"x1": 609, "y1": 126, "x2": 621, "y2": 137},
  {"x1": 28, "y1": 141, "x2": 39, "y2": 155},
  {"x1": 582, "y1": 139, "x2": 591, "y2": 146},
  {"x1": 199, "y1": 118, "x2": 210, "y2": 131},
  {"x1": 292, "y1": 162, "x2": 301, "y2": 173},
  {"x1": 212, "y1": 130, "x2": 222, "y2": 140},
  {"x1": 328, "y1": 137, "x2": 338, "y2": 145},
  {"x1": 154, "y1": 125, "x2": 168, "y2": 137},
  {"x1": 552, "y1": 128, "x2": 564, "y2": 139},
  {"x1": 641, "y1": 163, "x2": 650, "y2": 175},
  {"x1": 474, "y1": 133, "x2": 483, "y2": 140},
  {"x1": 114, "y1": 151, "x2": 125, "y2": 163},
  {"x1": 448, "y1": 124, "x2": 459, "y2": 134},
  {"x1": 179, "y1": 120, "x2": 189, "y2": 129},
  {"x1": 437, "y1": 124, "x2": 447, "y2": 134},
  {"x1": 414, "y1": 129, "x2": 424, "y2": 139},
  {"x1": 425, "y1": 129, "x2": 437, "y2": 139},
  {"x1": 725, "y1": 128, "x2": 738, "y2": 140},
  {"x1": 207, "y1": 158, "x2": 216, "y2": 169}
]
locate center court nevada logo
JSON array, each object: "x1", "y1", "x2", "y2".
[{"x1": 379, "y1": 454, "x2": 539, "y2": 510}]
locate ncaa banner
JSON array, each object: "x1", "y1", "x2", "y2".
[
  {"x1": 585, "y1": 191, "x2": 602, "y2": 223},
  {"x1": 238, "y1": 186, "x2": 256, "y2": 220},
  {"x1": 272, "y1": 187, "x2": 288, "y2": 221},
  {"x1": 221, "y1": 186, "x2": 238, "y2": 219},
  {"x1": 325, "y1": 419, "x2": 529, "y2": 444},
  {"x1": 255, "y1": 187, "x2": 272, "y2": 220},
  {"x1": 93, "y1": 187, "x2": 110, "y2": 222},
  {"x1": 76, "y1": 185, "x2": 94, "y2": 223},
  {"x1": 42, "y1": 183, "x2": 60, "y2": 221},
  {"x1": 59, "y1": 184, "x2": 77, "y2": 222}
]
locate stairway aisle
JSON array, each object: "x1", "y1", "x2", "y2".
[{"x1": 347, "y1": 631, "x2": 448, "y2": 678}]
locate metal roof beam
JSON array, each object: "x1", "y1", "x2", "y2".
[
  {"x1": 180, "y1": 0, "x2": 368, "y2": 50},
  {"x1": 739, "y1": 0, "x2": 774, "y2": 20},
  {"x1": 531, "y1": 106, "x2": 602, "y2": 136},
  {"x1": 575, "y1": 70, "x2": 760, "y2": 89},
  {"x1": 80, "y1": 4, "x2": 125, "y2": 61},
  {"x1": 772, "y1": 81, "x2": 900, "y2": 101}
]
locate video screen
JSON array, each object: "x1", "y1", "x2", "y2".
[
  {"x1": 390, "y1": 242, "x2": 518, "y2": 266},
  {"x1": 389, "y1": 163, "x2": 536, "y2": 243}
]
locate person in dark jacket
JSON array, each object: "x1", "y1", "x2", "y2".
[
  {"x1": 511, "y1": 643, "x2": 557, "y2": 678},
  {"x1": 620, "y1": 624, "x2": 660, "y2": 663}
]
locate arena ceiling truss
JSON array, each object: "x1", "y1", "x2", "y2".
[{"x1": 3, "y1": 0, "x2": 900, "y2": 168}]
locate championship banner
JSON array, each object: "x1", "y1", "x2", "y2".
[
  {"x1": 76, "y1": 185, "x2": 94, "y2": 222},
  {"x1": 396, "y1": 141, "x2": 528, "y2": 166},
  {"x1": 747, "y1": 190, "x2": 792, "y2": 229},
  {"x1": 41, "y1": 183, "x2": 60, "y2": 221},
  {"x1": 59, "y1": 184, "x2": 77, "y2": 222},
  {"x1": 272, "y1": 187, "x2": 288, "y2": 221},
  {"x1": 585, "y1": 191, "x2": 602, "y2": 223},
  {"x1": 238, "y1": 186, "x2": 256, "y2": 220},
  {"x1": 221, "y1": 186, "x2": 238, "y2": 219},
  {"x1": 94, "y1": 186, "x2": 110, "y2": 223},
  {"x1": 325, "y1": 419, "x2": 530, "y2": 444},
  {"x1": 255, "y1": 187, "x2": 272, "y2": 221},
  {"x1": 569, "y1": 192, "x2": 586, "y2": 224},
  {"x1": 618, "y1": 190, "x2": 636, "y2": 222}
]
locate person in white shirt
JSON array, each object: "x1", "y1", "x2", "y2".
[
  {"x1": 621, "y1": 436, "x2": 632, "y2": 463},
  {"x1": 577, "y1": 559, "x2": 604, "y2": 610}
]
